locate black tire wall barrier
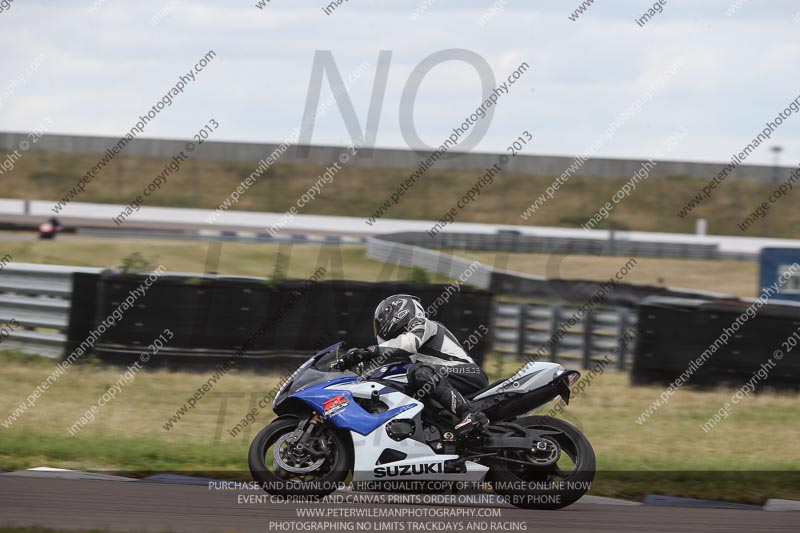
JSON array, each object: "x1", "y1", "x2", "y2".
[
  {"x1": 67, "y1": 272, "x2": 494, "y2": 366},
  {"x1": 633, "y1": 297, "x2": 800, "y2": 388},
  {"x1": 66, "y1": 272, "x2": 100, "y2": 354}
]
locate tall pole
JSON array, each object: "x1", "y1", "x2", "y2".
[
  {"x1": 771, "y1": 146, "x2": 783, "y2": 185},
  {"x1": 766, "y1": 146, "x2": 783, "y2": 237}
]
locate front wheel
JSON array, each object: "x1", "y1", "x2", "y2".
[
  {"x1": 486, "y1": 416, "x2": 595, "y2": 509},
  {"x1": 248, "y1": 415, "x2": 352, "y2": 497}
]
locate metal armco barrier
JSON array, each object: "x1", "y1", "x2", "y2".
[
  {"x1": 381, "y1": 231, "x2": 721, "y2": 260},
  {"x1": 366, "y1": 237, "x2": 493, "y2": 289},
  {"x1": 0, "y1": 263, "x2": 102, "y2": 358},
  {"x1": 489, "y1": 269, "x2": 726, "y2": 307},
  {"x1": 367, "y1": 236, "x2": 726, "y2": 307},
  {"x1": 493, "y1": 300, "x2": 637, "y2": 370}
]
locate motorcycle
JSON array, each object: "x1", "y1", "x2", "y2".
[{"x1": 248, "y1": 342, "x2": 595, "y2": 509}]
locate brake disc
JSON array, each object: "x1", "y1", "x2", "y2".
[{"x1": 272, "y1": 433, "x2": 326, "y2": 474}]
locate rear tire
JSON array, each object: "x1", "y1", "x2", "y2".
[
  {"x1": 487, "y1": 416, "x2": 595, "y2": 509},
  {"x1": 248, "y1": 416, "x2": 352, "y2": 497}
]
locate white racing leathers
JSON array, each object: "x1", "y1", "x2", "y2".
[{"x1": 368, "y1": 318, "x2": 488, "y2": 418}]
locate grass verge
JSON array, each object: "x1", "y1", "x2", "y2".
[
  {"x1": 0, "y1": 235, "x2": 422, "y2": 282},
  {"x1": 457, "y1": 250, "x2": 757, "y2": 298},
  {"x1": 1, "y1": 234, "x2": 756, "y2": 296},
  {"x1": 0, "y1": 148, "x2": 795, "y2": 237},
  {"x1": 1, "y1": 351, "x2": 797, "y2": 503}
]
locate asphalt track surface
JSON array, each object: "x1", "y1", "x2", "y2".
[{"x1": 0, "y1": 477, "x2": 797, "y2": 533}]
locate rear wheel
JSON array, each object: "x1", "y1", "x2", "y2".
[
  {"x1": 248, "y1": 415, "x2": 352, "y2": 497},
  {"x1": 487, "y1": 416, "x2": 595, "y2": 509}
]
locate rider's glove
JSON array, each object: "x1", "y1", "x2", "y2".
[{"x1": 332, "y1": 347, "x2": 372, "y2": 371}]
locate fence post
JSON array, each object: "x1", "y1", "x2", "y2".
[
  {"x1": 581, "y1": 309, "x2": 594, "y2": 369},
  {"x1": 516, "y1": 302, "x2": 528, "y2": 360},
  {"x1": 431, "y1": 248, "x2": 453, "y2": 281},
  {"x1": 617, "y1": 308, "x2": 632, "y2": 370},
  {"x1": 549, "y1": 304, "x2": 561, "y2": 364}
]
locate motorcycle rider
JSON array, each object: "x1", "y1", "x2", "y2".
[{"x1": 333, "y1": 294, "x2": 490, "y2": 435}]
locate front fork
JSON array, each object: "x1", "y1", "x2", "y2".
[{"x1": 287, "y1": 412, "x2": 330, "y2": 460}]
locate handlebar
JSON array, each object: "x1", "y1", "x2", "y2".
[{"x1": 330, "y1": 357, "x2": 365, "y2": 378}]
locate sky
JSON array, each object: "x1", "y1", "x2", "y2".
[{"x1": 1, "y1": 0, "x2": 799, "y2": 167}]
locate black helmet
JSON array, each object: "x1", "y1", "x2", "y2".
[{"x1": 373, "y1": 294, "x2": 426, "y2": 341}]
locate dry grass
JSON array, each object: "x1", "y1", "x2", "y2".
[
  {"x1": 1, "y1": 233, "x2": 756, "y2": 296},
  {"x1": 1, "y1": 352, "x2": 797, "y2": 502},
  {"x1": 456, "y1": 251, "x2": 758, "y2": 298},
  {"x1": 1, "y1": 148, "x2": 795, "y2": 237},
  {"x1": 0, "y1": 351, "x2": 276, "y2": 473},
  {"x1": 0, "y1": 234, "x2": 422, "y2": 282},
  {"x1": 485, "y1": 357, "x2": 799, "y2": 472}
]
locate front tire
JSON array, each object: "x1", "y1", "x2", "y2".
[
  {"x1": 248, "y1": 416, "x2": 352, "y2": 497},
  {"x1": 487, "y1": 416, "x2": 595, "y2": 509}
]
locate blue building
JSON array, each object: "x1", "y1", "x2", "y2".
[{"x1": 759, "y1": 248, "x2": 800, "y2": 302}]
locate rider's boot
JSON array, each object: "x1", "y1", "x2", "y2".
[
  {"x1": 448, "y1": 390, "x2": 489, "y2": 436},
  {"x1": 454, "y1": 410, "x2": 489, "y2": 436},
  {"x1": 408, "y1": 364, "x2": 490, "y2": 436}
]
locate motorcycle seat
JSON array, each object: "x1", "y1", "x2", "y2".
[{"x1": 464, "y1": 377, "x2": 508, "y2": 401}]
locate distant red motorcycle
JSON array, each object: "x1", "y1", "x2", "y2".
[{"x1": 38, "y1": 218, "x2": 62, "y2": 240}]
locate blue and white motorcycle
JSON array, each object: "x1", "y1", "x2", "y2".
[{"x1": 249, "y1": 342, "x2": 595, "y2": 509}]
